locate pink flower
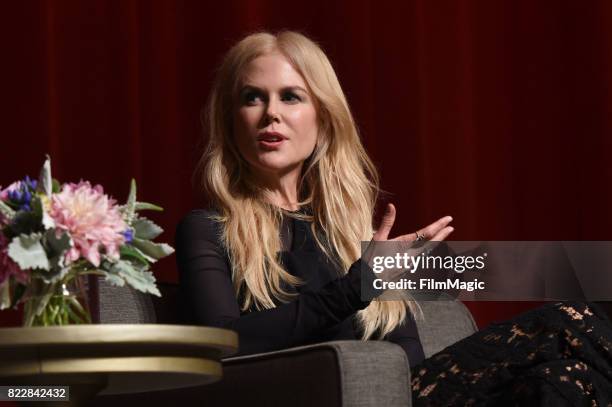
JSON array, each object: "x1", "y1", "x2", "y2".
[
  {"x1": 0, "y1": 233, "x2": 28, "y2": 285},
  {"x1": 49, "y1": 181, "x2": 127, "y2": 267}
]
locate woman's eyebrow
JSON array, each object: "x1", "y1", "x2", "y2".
[
  {"x1": 239, "y1": 84, "x2": 308, "y2": 93},
  {"x1": 282, "y1": 86, "x2": 308, "y2": 93}
]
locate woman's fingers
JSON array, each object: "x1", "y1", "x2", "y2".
[
  {"x1": 392, "y1": 215, "x2": 453, "y2": 242},
  {"x1": 372, "y1": 203, "x2": 396, "y2": 241},
  {"x1": 365, "y1": 208, "x2": 456, "y2": 275},
  {"x1": 418, "y1": 215, "x2": 453, "y2": 240},
  {"x1": 372, "y1": 207, "x2": 454, "y2": 243},
  {"x1": 430, "y1": 225, "x2": 454, "y2": 241}
]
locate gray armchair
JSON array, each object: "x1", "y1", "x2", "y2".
[{"x1": 89, "y1": 280, "x2": 477, "y2": 407}]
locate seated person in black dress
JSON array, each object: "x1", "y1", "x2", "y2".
[
  {"x1": 177, "y1": 31, "x2": 612, "y2": 405},
  {"x1": 176, "y1": 30, "x2": 454, "y2": 368}
]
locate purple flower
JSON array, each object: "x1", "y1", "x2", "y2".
[
  {"x1": 122, "y1": 229, "x2": 134, "y2": 243},
  {"x1": 24, "y1": 176, "x2": 37, "y2": 191},
  {"x1": 1, "y1": 179, "x2": 35, "y2": 211},
  {"x1": 9, "y1": 190, "x2": 21, "y2": 202},
  {"x1": 0, "y1": 182, "x2": 20, "y2": 202}
]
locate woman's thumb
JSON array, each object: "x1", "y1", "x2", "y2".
[{"x1": 374, "y1": 203, "x2": 396, "y2": 241}]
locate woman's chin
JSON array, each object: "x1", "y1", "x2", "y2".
[{"x1": 251, "y1": 160, "x2": 302, "y2": 177}]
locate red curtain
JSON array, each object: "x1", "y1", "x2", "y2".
[{"x1": 1, "y1": 0, "x2": 611, "y2": 328}]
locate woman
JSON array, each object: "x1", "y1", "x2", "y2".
[{"x1": 176, "y1": 31, "x2": 612, "y2": 405}]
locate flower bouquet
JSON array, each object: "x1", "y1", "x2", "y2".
[{"x1": 0, "y1": 156, "x2": 174, "y2": 326}]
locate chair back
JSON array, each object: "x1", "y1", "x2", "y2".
[{"x1": 97, "y1": 278, "x2": 157, "y2": 324}]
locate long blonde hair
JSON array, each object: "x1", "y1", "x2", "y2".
[{"x1": 196, "y1": 30, "x2": 418, "y2": 340}]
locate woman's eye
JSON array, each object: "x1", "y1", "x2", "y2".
[
  {"x1": 243, "y1": 92, "x2": 263, "y2": 105},
  {"x1": 282, "y1": 92, "x2": 301, "y2": 103}
]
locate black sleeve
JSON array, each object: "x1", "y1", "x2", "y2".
[
  {"x1": 175, "y1": 210, "x2": 377, "y2": 356},
  {"x1": 385, "y1": 313, "x2": 426, "y2": 367}
]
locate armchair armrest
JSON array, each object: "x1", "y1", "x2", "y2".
[
  {"x1": 212, "y1": 340, "x2": 412, "y2": 407},
  {"x1": 90, "y1": 340, "x2": 412, "y2": 407}
]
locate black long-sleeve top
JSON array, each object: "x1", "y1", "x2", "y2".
[{"x1": 175, "y1": 208, "x2": 425, "y2": 366}]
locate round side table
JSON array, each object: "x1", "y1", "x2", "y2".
[{"x1": 0, "y1": 324, "x2": 238, "y2": 406}]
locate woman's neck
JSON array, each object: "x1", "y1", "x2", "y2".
[
  {"x1": 267, "y1": 191, "x2": 300, "y2": 212},
  {"x1": 253, "y1": 167, "x2": 302, "y2": 211}
]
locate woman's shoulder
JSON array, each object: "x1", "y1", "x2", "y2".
[
  {"x1": 176, "y1": 208, "x2": 224, "y2": 243},
  {"x1": 175, "y1": 208, "x2": 231, "y2": 274},
  {"x1": 178, "y1": 208, "x2": 221, "y2": 221}
]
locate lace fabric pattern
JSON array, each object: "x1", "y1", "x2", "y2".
[{"x1": 411, "y1": 301, "x2": 612, "y2": 406}]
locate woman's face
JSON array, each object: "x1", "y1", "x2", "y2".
[{"x1": 233, "y1": 52, "x2": 318, "y2": 181}]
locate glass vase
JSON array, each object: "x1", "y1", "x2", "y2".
[{"x1": 22, "y1": 274, "x2": 92, "y2": 327}]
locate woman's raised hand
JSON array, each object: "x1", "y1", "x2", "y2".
[
  {"x1": 372, "y1": 203, "x2": 454, "y2": 243},
  {"x1": 362, "y1": 203, "x2": 455, "y2": 284}
]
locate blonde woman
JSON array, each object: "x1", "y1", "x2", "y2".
[
  {"x1": 176, "y1": 31, "x2": 612, "y2": 405},
  {"x1": 176, "y1": 30, "x2": 454, "y2": 366}
]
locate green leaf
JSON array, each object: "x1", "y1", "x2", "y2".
[
  {"x1": 33, "y1": 282, "x2": 57, "y2": 320},
  {"x1": 41, "y1": 203, "x2": 55, "y2": 230},
  {"x1": 120, "y1": 244, "x2": 153, "y2": 265},
  {"x1": 118, "y1": 202, "x2": 163, "y2": 219},
  {"x1": 31, "y1": 195, "x2": 42, "y2": 217},
  {"x1": 134, "y1": 246, "x2": 156, "y2": 263},
  {"x1": 67, "y1": 295, "x2": 91, "y2": 323},
  {"x1": 132, "y1": 238, "x2": 174, "y2": 260},
  {"x1": 8, "y1": 233, "x2": 50, "y2": 270},
  {"x1": 51, "y1": 179, "x2": 61, "y2": 194},
  {"x1": 8, "y1": 210, "x2": 42, "y2": 237},
  {"x1": 44, "y1": 229, "x2": 72, "y2": 270},
  {"x1": 30, "y1": 196, "x2": 55, "y2": 230},
  {"x1": 133, "y1": 217, "x2": 163, "y2": 240},
  {"x1": 41, "y1": 210, "x2": 55, "y2": 230},
  {"x1": 124, "y1": 179, "x2": 137, "y2": 225},
  {"x1": 0, "y1": 200, "x2": 15, "y2": 221},
  {"x1": 108, "y1": 260, "x2": 161, "y2": 296},
  {"x1": 103, "y1": 272, "x2": 126, "y2": 287},
  {"x1": 38, "y1": 266, "x2": 71, "y2": 284},
  {"x1": 10, "y1": 283, "x2": 26, "y2": 308},
  {"x1": 37, "y1": 155, "x2": 53, "y2": 197},
  {"x1": 135, "y1": 202, "x2": 163, "y2": 212}
]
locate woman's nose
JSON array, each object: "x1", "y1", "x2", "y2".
[
  {"x1": 266, "y1": 110, "x2": 281, "y2": 123},
  {"x1": 265, "y1": 97, "x2": 281, "y2": 123}
]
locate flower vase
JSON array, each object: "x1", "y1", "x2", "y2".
[{"x1": 22, "y1": 274, "x2": 92, "y2": 327}]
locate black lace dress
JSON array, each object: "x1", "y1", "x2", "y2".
[{"x1": 411, "y1": 301, "x2": 612, "y2": 406}]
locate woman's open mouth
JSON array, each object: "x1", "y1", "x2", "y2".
[
  {"x1": 257, "y1": 132, "x2": 287, "y2": 149},
  {"x1": 258, "y1": 138, "x2": 285, "y2": 148}
]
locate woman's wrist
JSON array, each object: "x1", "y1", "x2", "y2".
[{"x1": 346, "y1": 257, "x2": 377, "y2": 308}]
